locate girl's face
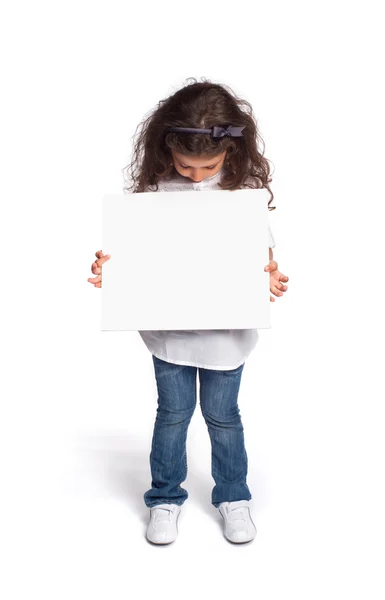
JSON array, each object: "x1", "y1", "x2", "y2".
[{"x1": 171, "y1": 149, "x2": 227, "y2": 182}]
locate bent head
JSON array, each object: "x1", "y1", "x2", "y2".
[
  {"x1": 122, "y1": 80, "x2": 274, "y2": 208},
  {"x1": 171, "y1": 149, "x2": 227, "y2": 182}
]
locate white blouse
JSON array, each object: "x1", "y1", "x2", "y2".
[{"x1": 137, "y1": 168, "x2": 276, "y2": 370}]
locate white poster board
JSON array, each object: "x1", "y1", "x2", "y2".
[{"x1": 101, "y1": 188, "x2": 271, "y2": 331}]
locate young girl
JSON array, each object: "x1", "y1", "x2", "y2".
[{"x1": 87, "y1": 79, "x2": 289, "y2": 545}]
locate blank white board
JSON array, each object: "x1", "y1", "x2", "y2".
[{"x1": 101, "y1": 188, "x2": 271, "y2": 331}]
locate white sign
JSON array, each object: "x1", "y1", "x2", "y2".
[{"x1": 101, "y1": 188, "x2": 271, "y2": 331}]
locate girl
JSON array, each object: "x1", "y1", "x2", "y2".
[{"x1": 87, "y1": 79, "x2": 289, "y2": 545}]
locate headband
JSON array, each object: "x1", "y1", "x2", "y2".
[{"x1": 165, "y1": 125, "x2": 245, "y2": 139}]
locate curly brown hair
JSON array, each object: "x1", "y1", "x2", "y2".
[{"x1": 122, "y1": 77, "x2": 276, "y2": 210}]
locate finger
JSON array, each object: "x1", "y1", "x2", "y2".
[
  {"x1": 278, "y1": 276, "x2": 289, "y2": 289},
  {"x1": 270, "y1": 295, "x2": 275, "y2": 302},
  {"x1": 94, "y1": 250, "x2": 104, "y2": 268},
  {"x1": 271, "y1": 279, "x2": 287, "y2": 291},
  {"x1": 91, "y1": 262, "x2": 102, "y2": 275},
  {"x1": 271, "y1": 285, "x2": 283, "y2": 296},
  {"x1": 95, "y1": 254, "x2": 111, "y2": 268},
  {"x1": 265, "y1": 261, "x2": 277, "y2": 272},
  {"x1": 95, "y1": 250, "x2": 110, "y2": 261},
  {"x1": 88, "y1": 274, "x2": 101, "y2": 283}
]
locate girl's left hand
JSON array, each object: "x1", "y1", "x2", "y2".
[{"x1": 264, "y1": 260, "x2": 289, "y2": 302}]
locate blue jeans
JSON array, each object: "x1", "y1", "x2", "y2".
[{"x1": 143, "y1": 355, "x2": 252, "y2": 508}]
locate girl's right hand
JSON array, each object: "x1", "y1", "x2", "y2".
[{"x1": 87, "y1": 250, "x2": 111, "y2": 288}]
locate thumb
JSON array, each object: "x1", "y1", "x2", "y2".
[{"x1": 265, "y1": 260, "x2": 277, "y2": 271}]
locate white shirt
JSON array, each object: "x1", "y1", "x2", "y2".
[{"x1": 137, "y1": 168, "x2": 276, "y2": 370}]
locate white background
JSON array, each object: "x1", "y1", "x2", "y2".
[{"x1": 1, "y1": 1, "x2": 384, "y2": 598}]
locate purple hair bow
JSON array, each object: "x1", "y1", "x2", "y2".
[{"x1": 211, "y1": 125, "x2": 245, "y2": 138}]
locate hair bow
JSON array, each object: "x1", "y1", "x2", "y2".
[{"x1": 211, "y1": 125, "x2": 245, "y2": 139}]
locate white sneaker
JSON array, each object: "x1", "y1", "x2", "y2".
[
  {"x1": 218, "y1": 500, "x2": 257, "y2": 543},
  {"x1": 146, "y1": 503, "x2": 182, "y2": 544}
]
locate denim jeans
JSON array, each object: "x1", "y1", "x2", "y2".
[{"x1": 143, "y1": 355, "x2": 252, "y2": 508}]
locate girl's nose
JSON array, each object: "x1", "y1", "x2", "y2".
[{"x1": 191, "y1": 171, "x2": 203, "y2": 181}]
